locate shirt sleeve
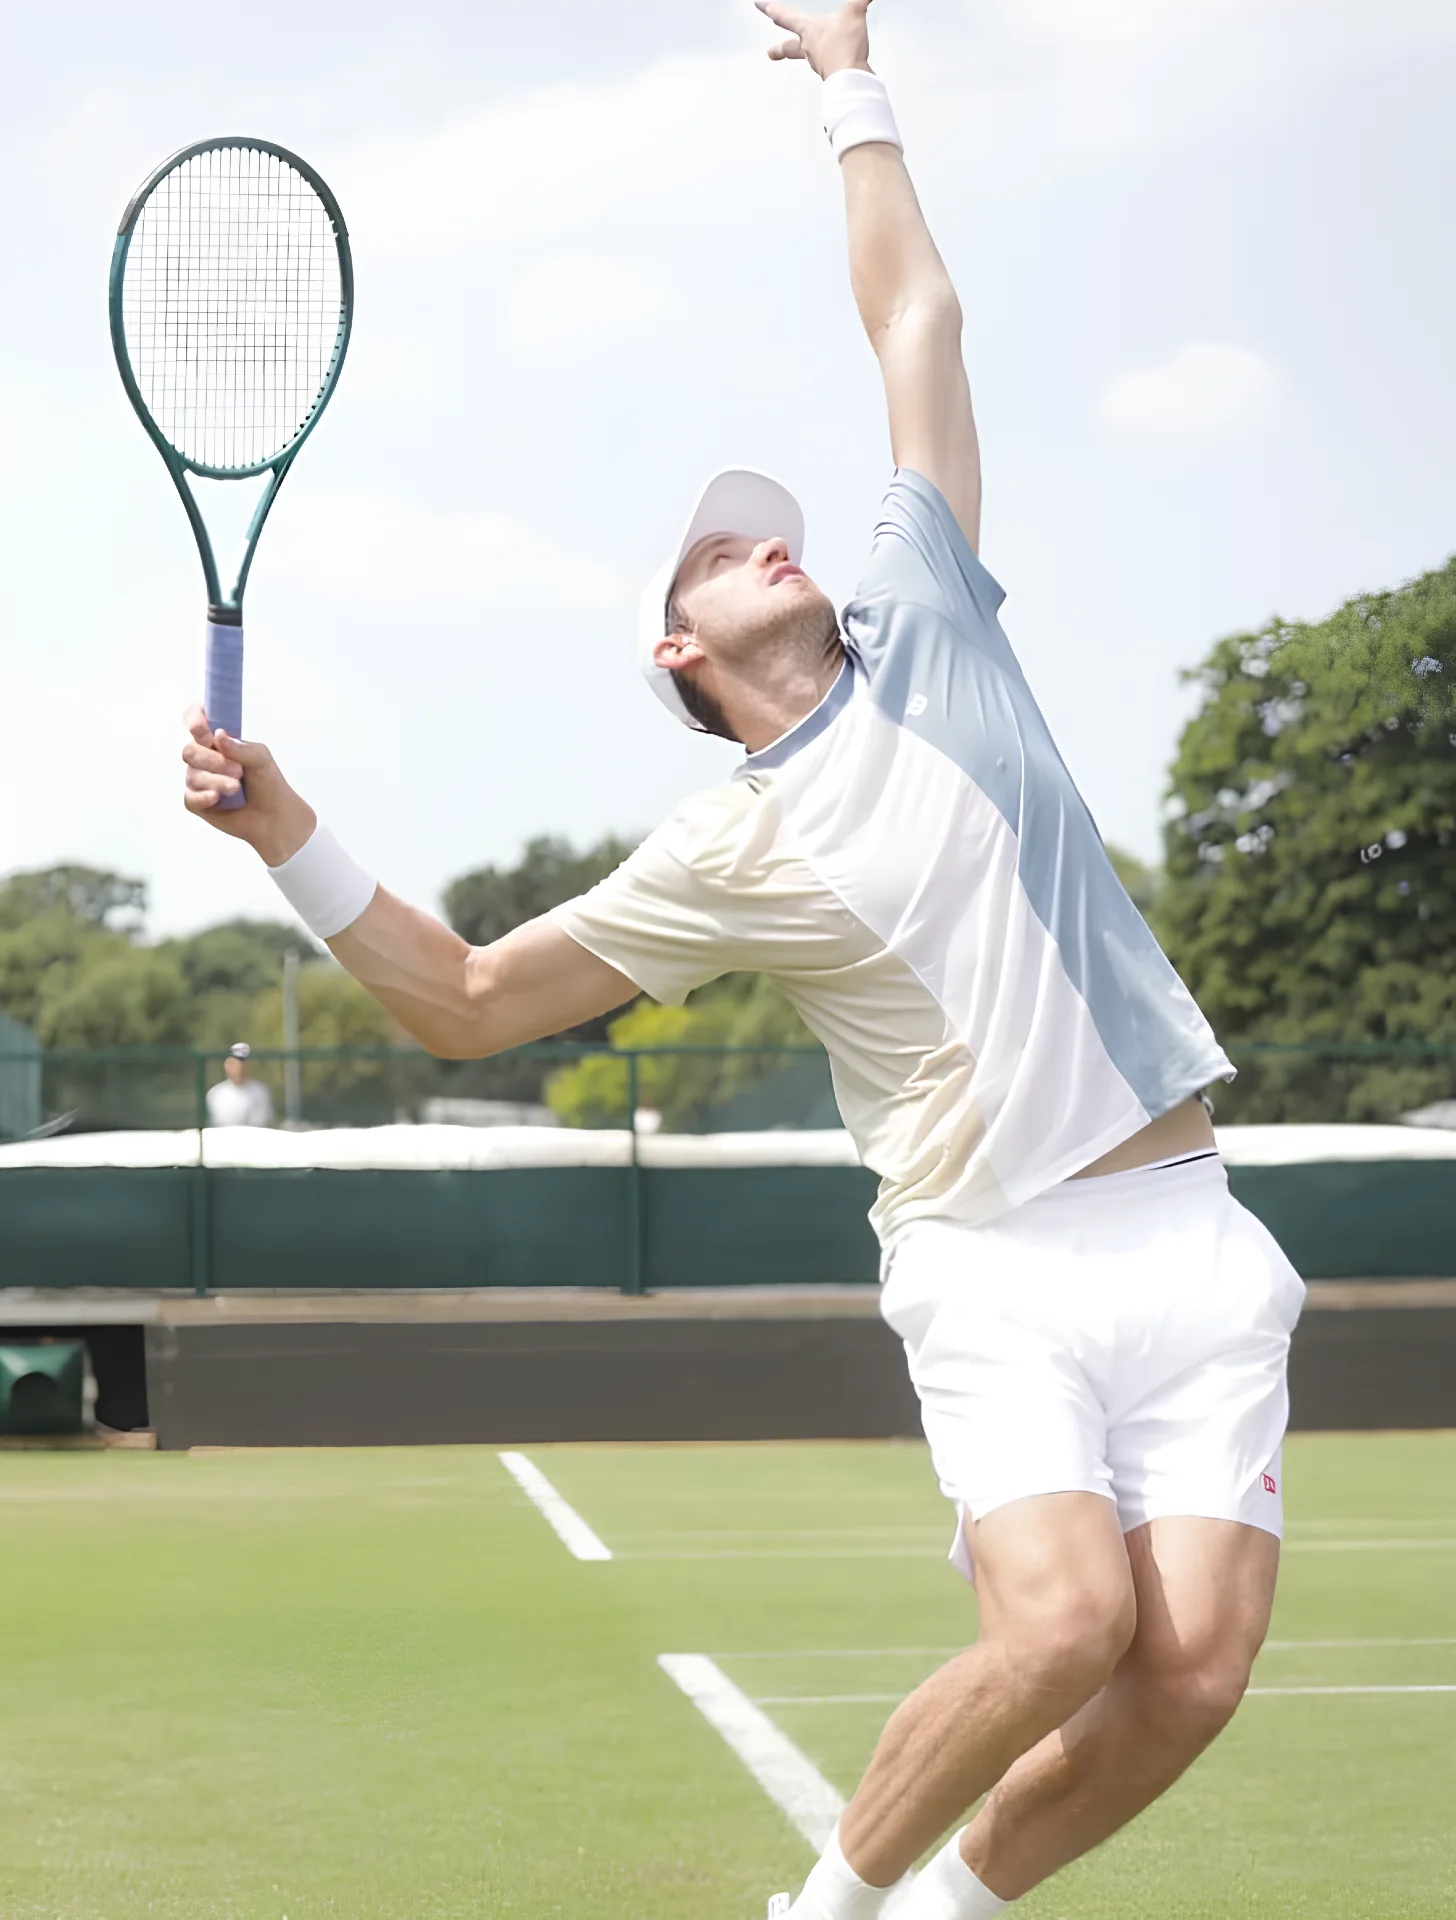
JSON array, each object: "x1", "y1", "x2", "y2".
[
  {"x1": 548, "y1": 801, "x2": 748, "y2": 1008},
  {"x1": 844, "y1": 469, "x2": 1019, "y2": 680}
]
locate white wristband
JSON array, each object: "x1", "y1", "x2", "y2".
[
  {"x1": 822, "y1": 69, "x2": 903, "y2": 161},
  {"x1": 266, "y1": 823, "x2": 378, "y2": 940}
]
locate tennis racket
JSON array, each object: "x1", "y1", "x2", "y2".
[{"x1": 109, "y1": 139, "x2": 353, "y2": 809}]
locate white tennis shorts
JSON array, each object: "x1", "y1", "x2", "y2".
[{"x1": 880, "y1": 1155, "x2": 1305, "y2": 1582}]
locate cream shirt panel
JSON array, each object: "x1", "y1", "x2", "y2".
[{"x1": 549, "y1": 778, "x2": 1006, "y2": 1240}]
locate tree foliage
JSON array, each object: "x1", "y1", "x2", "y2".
[
  {"x1": 545, "y1": 973, "x2": 814, "y2": 1129},
  {"x1": 1105, "y1": 845, "x2": 1161, "y2": 919},
  {"x1": 161, "y1": 919, "x2": 309, "y2": 1000},
  {"x1": 0, "y1": 913, "x2": 134, "y2": 1034},
  {"x1": 1158, "y1": 558, "x2": 1456, "y2": 1120},
  {"x1": 0, "y1": 865, "x2": 146, "y2": 935},
  {"x1": 37, "y1": 951, "x2": 192, "y2": 1048},
  {"x1": 444, "y1": 835, "x2": 638, "y2": 948},
  {"x1": 444, "y1": 833, "x2": 640, "y2": 1043}
]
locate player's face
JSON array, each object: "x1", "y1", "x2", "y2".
[
  {"x1": 671, "y1": 532, "x2": 831, "y2": 665},
  {"x1": 224, "y1": 1057, "x2": 247, "y2": 1083}
]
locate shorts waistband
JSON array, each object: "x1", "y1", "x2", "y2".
[{"x1": 1031, "y1": 1149, "x2": 1228, "y2": 1206}]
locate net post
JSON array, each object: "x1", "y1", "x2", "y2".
[{"x1": 624, "y1": 1051, "x2": 646, "y2": 1296}]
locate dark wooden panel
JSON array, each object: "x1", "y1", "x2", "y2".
[
  {"x1": 145, "y1": 1316, "x2": 921, "y2": 1449},
  {"x1": 144, "y1": 1302, "x2": 1456, "y2": 1450}
]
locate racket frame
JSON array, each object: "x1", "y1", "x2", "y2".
[{"x1": 107, "y1": 136, "x2": 355, "y2": 625}]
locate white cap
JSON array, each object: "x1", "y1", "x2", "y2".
[
  {"x1": 638, "y1": 468, "x2": 805, "y2": 729},
  {"x1": 229, "y1": 1042, "x2": 251, "y2": 1060}
]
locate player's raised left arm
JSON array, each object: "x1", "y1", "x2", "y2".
[{"x1": 758, "y1": 0, "x2": 982, "y2": 551}]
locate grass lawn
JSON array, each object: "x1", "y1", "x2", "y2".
[{"x1": 0, "y1": 1432, "x2": 1453, "y2": 1918}]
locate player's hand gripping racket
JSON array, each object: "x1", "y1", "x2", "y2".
[{"x1": 109, "y1": 139, "x2": 352, "y2": 809}]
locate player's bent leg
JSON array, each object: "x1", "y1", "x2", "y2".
[
  {"x1": 826, "y1": 1492, "x2": 1136, "y2": 1895},
  {"x1": 956, "y1": 1514, "x2": 1280, "y2": 1905}
]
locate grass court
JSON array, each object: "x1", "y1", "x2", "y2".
[{"x1": 1, "y1": 1432, "x2": 1453, "y2": 1919}]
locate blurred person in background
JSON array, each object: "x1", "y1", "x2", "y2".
[{"x1": 204, "y1": 1042, "x2": 274, "y2": 1128}]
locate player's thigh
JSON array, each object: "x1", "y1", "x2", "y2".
[
  {"x1": 1122, "y1": 1515, "x2": 1279, "y2": 1695},
  {"x1": 972, "y1": 1491, "x2": 1138, "y2": 1680}
]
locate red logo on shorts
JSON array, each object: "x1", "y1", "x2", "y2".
[{"x1": 1262, "y1": 1473, "x2": 1278, "y2": 1494}]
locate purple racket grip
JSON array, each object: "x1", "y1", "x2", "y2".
[{"x1": 204, "y1": 619, "x2": 246, "y2": 811}]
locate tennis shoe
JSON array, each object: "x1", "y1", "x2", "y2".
[{"x1": 766, "y1": 1896, "x2": 792, "y2": 1920}]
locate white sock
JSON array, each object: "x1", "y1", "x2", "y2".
[
  {"x1": 791, "y1": 1826, "x2": 897, "y2": 1920},
  {"x1": 895, "y1": 1830, "x2": 1009, "y2": 1920}
]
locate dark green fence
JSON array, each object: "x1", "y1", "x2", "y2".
[
  {"x1": 0, "y1": 1043, "x2": 836, "y2": 1139},
  {"x1": 0, "y1": 1041, "x2": 1452, "y2": 1140}
]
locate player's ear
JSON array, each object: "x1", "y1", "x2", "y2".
[{"x1": 653, "y1": 632, "x2": 703, "y2": 672}]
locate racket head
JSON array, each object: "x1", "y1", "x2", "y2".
[{"x1": 109, "y1": 138, "x2": 354, "y2": 484}]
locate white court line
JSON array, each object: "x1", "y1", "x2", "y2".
[
  {"x1": 497, "y1": 1452, "x2": 612, "y2": 1562},
  {"x1": 714, "y1": 1638, "x2": 1456, "y2": 1660},
  {"x1": 1283, "y1": 1539, "x2": 1456, "y2": 1553},
  {"x1": 753, "y1": 1686, "x2": 1456, "y2": 1706},
  {"x1": 624, "y1": 1538, "x2": 1456, "y2": 1562},
  {"x1": 1263, "y1": 1637, "x2": 1456, "y2": 1651},
  {"x1": 657, "y1": 1654, "x2": 844, "y2": 1850},
  {"x1": 1247, "y1": 1685, "x2": 1456, "y2": 1697}
]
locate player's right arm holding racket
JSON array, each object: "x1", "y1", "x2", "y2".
[{"x1": 182, "y1": 714, "x2": 638, "y2": 1056}]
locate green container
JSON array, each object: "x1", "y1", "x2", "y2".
[{"x1": 0, "y1": 1341, "x2": 86, "y2": 1436}]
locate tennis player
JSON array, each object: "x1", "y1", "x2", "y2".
[{"x1": 181, "y1": 3, "x2": 1304, "y2": 1913}]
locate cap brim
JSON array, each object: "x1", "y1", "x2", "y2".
[{"x1": 638, "y1": 469, "x2": 805, "y2": 730}]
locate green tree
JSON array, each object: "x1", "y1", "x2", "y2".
[
  {"x1": 1159, "y1": 558, "x2": 1456, "y2": 1121},
  {"x1": 1105, "y1": 844, "x2": 1162, "y2": 920},
  {"x1": 162, "y1": 919, "x2": 308, "y2": 999},
  {"x1": 37, "y1": 950, "x2": 191, "y2": 1048},
  {"x1": 444, "y1": 834, "x2": 638, "y2": 1044},
  {"x1": 444, "y1": 834, "x2": 638, "y2": 946},
  {"x1": 241, "y1": 961, "x2": 400, "y2": 1122},
  {"x1": 0, "y1": 865, "x2": 146, "y2": 935},
  {"x1": 0, "y1": 913, "x2": 130, "y2": 1031},
  {"x1": 546, "y1": 973, "x2": 815, "y2": 1129}
]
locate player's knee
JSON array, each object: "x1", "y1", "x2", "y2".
[
  {"x1": 1138, "y1": 1645, "x2": 1253, "y2": 1743},
  {"x1": 1005, "y1": 1579, "x2": 1136, "y2": 1703}
]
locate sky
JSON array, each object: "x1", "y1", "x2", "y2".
[{"x1": 0, "y1": 0, "x2": 1453, "y2": 937}]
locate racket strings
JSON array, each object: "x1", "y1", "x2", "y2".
[{"x1": 122, "y1": 146, "x2": 344, "y2": 472}]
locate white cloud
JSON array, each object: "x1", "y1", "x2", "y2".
[
  {"x1": 344, "y1": 52, "x2": 815, "y2": 255},
  {"x1": 262, "y1": 493, "x2": 629, "y2": 614},
  {"x1": 503, "y1": 255, "x2": 668, "y2": 363},
  {"x1": 1100, "y1": 342, "x2": 1282, "y2": 439}
]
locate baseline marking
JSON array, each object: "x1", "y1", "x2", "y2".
[
  {"x1": 497, "y1": 1451, "x2": 612, "y2": 1562},
  {"x1": 658, "y1": 1653, "x2": 844, "y2": 1850}
]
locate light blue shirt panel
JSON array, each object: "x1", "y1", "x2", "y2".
[{"x1": 839, "y1": 471, "x2": 1231, "y2": 1115}]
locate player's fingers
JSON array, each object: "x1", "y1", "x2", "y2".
[
  {"x1": 767, "y1": 36, "x2": 806, "y2": 59},
  {"x1": 184, "y1": 767, "x2": 241, "y2": 804},
  {"x1": 755, "y1": 0, "x2": 808, "y2": 36},
  {"x1": 183, "y1": 703, "x2": 214, "y2": 745},
  {"x1": 182, "y1": 739, "x2": 243, "y2": 779},
  {"x1": 213, "y1": 730, "x2": 272, "y2": 772}
]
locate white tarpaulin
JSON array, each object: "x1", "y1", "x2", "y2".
[{"x1": 0, "y1": 1123, "x2": 1452, "y2": 1173}]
